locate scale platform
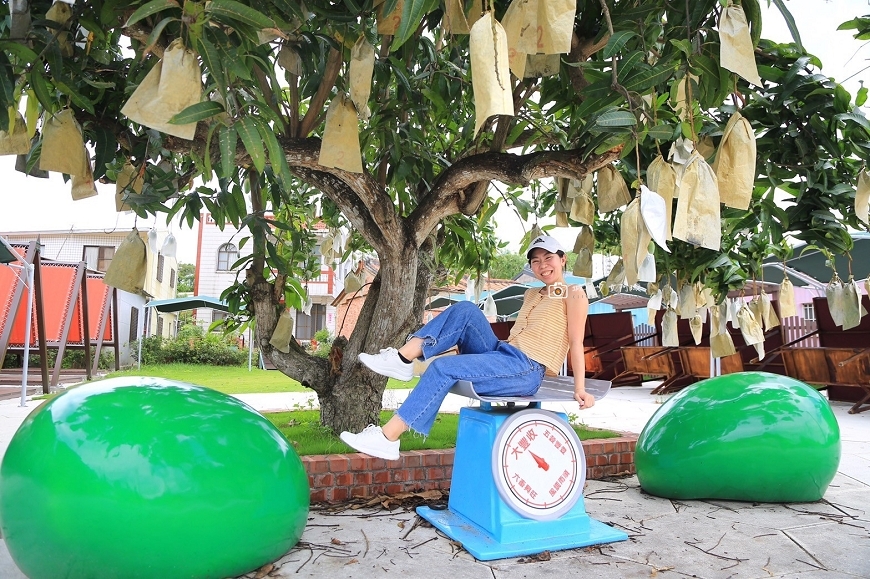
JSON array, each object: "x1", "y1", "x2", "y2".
[{"x1": 417, "y1": 377, "x2": 627, "y2": 561}]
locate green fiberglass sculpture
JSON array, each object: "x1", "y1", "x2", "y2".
[
  {"x1": 0, "y1": 377, "x2": 309, "y2": 579},
  {"x1": 635, "y1": 372, "x2": 840, "y2": 502}
]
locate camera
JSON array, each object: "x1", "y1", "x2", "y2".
[{"x1": 548, "y1": 282, "x2": 567, "y2": 299}]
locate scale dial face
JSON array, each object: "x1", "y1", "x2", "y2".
[{"x1": 491, "y1": 409, "x2": 586, "y2": 521}]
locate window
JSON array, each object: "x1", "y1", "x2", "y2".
[
  {"x1": 295, "y1": 304, "x2": 326, "y2": 340},
  {"x1": 169, "y1": 268, "x2": 176, "y2": 288},
  {"x1": 212, "y1": 311, "x2": 228, "y2": 324},
  {"x1": 156, "y1": 316, "x2": 164, "y2": 337},
  {"x1": 802, "y1": 303, "x2": 816, "y2": 321},
  {"x1": 83, "y1": 245, "x2": 115, "y2": 272},
  {"x1": 217, "y1": 243, "x2": 239, "y2": 271},
  {"x1": 156, "y1": 253, "x2": 164, "y2": 282},
  {"x1": 129, "y1": 308, "x2": 139, "y2": 344}
]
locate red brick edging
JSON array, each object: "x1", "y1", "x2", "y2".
[{"x1": 302, "y1": 434, "x2": 637, "y2": 504}]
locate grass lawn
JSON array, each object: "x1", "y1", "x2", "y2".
[
  {"x1": 103, "y1": 364, "x2": 417, "y2": 394},
  {"x1": 265, "y1": 410, "x2": 622, "y2": 456}
]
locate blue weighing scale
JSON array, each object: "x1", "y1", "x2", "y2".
[{"x1": 416, "y1": 377, "x2": 628, "y2": 561}]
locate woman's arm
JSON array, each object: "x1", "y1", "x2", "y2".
[{"x1": 566, "y1": 284, "x2": 595, "y2": 409}]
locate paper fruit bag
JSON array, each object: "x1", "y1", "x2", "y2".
[
  {"x1": 537, "y1": 0, "x2": 576, "y2": 55},
  {"x1": 470, "y1": 13, "x2": 514, "y2": 135},
  {"x1": 621, "y1": 198, "x2": 642, "y2": 286},
  {"x1": 778, "y1": 275, "x2": 796, "y2": 318},
  {"x1": 350, "y1": 36, "x2": 375, "y2": 120},
  {"x1": 719, "y1": 2, "x2": 762, "y2": 86},
  {"x1": 39, "y1": 109, "x2": 87, "y2": 176},
  {"x1": 377, "y1": 0, "x2": 404, "y2": 35},
  {"x1": 278, "y1": 46, "x2": 303, "y2": 76},
  {"x1": 103, "y1": 229, "x2": 147, "y2": 294},
  {"x1": 444, "y1": 0, "x2": 482, "y2": 35},
  {"x1": 672, "y1": 151, "x2": 721, "y2": 250},
  {"x1": 713, "y1": 111, "x2": 756, "y2": 210},
  {"x1": 736, "y1": 303, "x2": 765, "y2": 360},
  {"x1": 662, "y1": 307, "x2": 679, "y2": 347},
  {"x1": 843, "y1": 278, "x2": 868, "y2": 331},
  {"x1": 646, "y1": 155, "x2": 677, "y2": 239},
  {"x1": 121, "y1": 39, "x2": 202, "y2": 140},
  {"x1": 826, "y1": 273, "x2": 846, "y2": 327},
  {"x1": 269, "y1": 310, "x2": 294, "y2": 353},
  {"x1": 856, "y1": 168, "x2": 869, "y2": 227},
  {"x1": 597, "y1": 165, "x2": 631, "y2": 212},
  {"x1": 115, "y1": 161, "x2": 144, "y2": 212},
  {"x1": 0, "y1": 113, "x2": 31, "y2": 156},
  {"x1": 71, "y1": 149, "x2": 98, "y2": 200},
  {"x1": 319, "y1": 94, "x2": 363, "y2": 173},
  {"x1": 572, "y1": 225, "x2": 594, "y2": 278},
  {"x1": 523, "y1": 54, "x2": 561, "y2": 78}
]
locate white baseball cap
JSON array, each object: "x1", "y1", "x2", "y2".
[{"x1": 526, "y1": 235, "x2": 565, "y2": 259}]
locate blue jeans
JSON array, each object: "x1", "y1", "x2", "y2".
[{"x1": 396, "y1": 301, "x2": 545, "y2": 435}]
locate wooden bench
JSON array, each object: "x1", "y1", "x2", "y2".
[{"x1": 780, "y1": 347, "x2": 870, "y2": 414}]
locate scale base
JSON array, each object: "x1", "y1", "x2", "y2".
[{"x1": 417, "y1": 505, "x2": 627, "y2": 561}]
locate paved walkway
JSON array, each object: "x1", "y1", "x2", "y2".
[{"x1": 1, "y1": 384, "x2": 868, "y2": 578}]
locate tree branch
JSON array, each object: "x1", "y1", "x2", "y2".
[
  {"x1": 408, "y1": 147, "x2": 623, "y2": 245},
  {"x1": 298, "y1": 47, "x2": 342, "y2": 137}
]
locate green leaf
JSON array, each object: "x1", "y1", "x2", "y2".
[
  {"x1": 124, "y1": 0, "x2": 181, "y2": 28},
  {"x1": 258, "y1": 120, "x2": 293, "y2": 188},
  {"x1": 29, "y1": 67, "x2": 55, "y2": 114},
  {"x1": 389, "y1": 0, "x2": 429, "y2": 52},
  {"x1": 770, "y1": 0, "x2": 803, "y2": 51},
  {"x1": 206, "y1": 0, "x2": 276, "y2": 29},
  {"x1": 169, "y1": 100, "x2": 225, "y2": 124},
  {"x1": 857, "y1": 87, "x2": 868, "y2": 108},
  {"x1": 646, "y1": 123, "x2": 674, "y2": 141},
  {"x1": 594, "y1": 110, "x2": 637, "y2": 128},
  {"x1": 54, "y1": 78, "x2": 96, "y2": 115},
  {"x1": 237, "y1": 116, "x2": 266, "y2": 173},
  {"x1": 622, "y1": 61, "x2": 676, "y2": 93},
  {"x1": 197, "y1": 34, "x2": 225, "y2": 97},
  {"x1": 219, "y1": 124, "x2": 237, "y2": 179},
  {"x1": 144, "y1": 16, "x2": 179, "y2": 52},
  {"x1": 603, "y1": 30, "x2": 636, "y2": 59},
  {"x1": 835, "y1": 112, "x2": 870, "y2": 134},
  {"x1": 0, "y1": 41, "x2": 39, "y2": 65}
]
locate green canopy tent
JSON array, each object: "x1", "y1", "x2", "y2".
[
  {"x1": 146, "y1": 296, "x2": 230, "y2": 313},
  {"x1": 762, "y1": 233, "x2": 870, "y2": 288},
  {"x1": 0, "y1": 236, "x2": 18, "y2": 264}
]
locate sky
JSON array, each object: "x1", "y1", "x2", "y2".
[{"x1": 1, "y1": 1, "x2": 868, "y2": 263}]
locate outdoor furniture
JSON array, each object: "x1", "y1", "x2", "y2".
[
  {"x1": 811, "y1": 296, "x2": 870, "y2": 406},
  {"x1": 780, "y1": 347, "x2": 870, "y2": 414}
]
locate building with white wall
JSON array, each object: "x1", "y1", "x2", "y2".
[
  {"x1": 193, "y1": 213, "x2": 355, "y2": 340},
  {"x1": 0, "y1": 228, "x2": 179, "y2": 365}
]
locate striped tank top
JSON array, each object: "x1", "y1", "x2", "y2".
[{"x1": 506, "y1": 287, "x2": 569, "y2": 375}]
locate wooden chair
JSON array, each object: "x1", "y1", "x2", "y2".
[
  {"x1": 611, "y1": 346, "x2": 684, "y2": 393},
  {"x1": 780, "y1": 347, "x2": 870, "y2": 414}
]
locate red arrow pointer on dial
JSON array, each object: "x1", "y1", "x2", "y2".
[{"x1": 529, "y1": 451, "x2": 550, "y2": 471}]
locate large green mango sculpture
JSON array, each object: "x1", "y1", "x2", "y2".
[
  {"x1": 0, "y1": 377, "x2": 310, "y2": 579},
  {"x1": 635, "y1": 372, "x2": 840, "y2": 502}
]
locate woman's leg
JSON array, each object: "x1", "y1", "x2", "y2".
[
  {"x1": 396, "y1": 342, "x2": 545, "y2": 436},
  {"x1": 408, "y1": 301, "x2": 499, "y2": 359}
]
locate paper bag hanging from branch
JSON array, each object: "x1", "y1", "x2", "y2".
[
  {"x1": 46, "y1": 0, "x2": 74, "y2": 57},
  {"x1": 350, "y1": 36, "x2": 375, "y2": 120},
  {"x1": 319, "y1": 94, "x2": 364, "y2": 173},
  {"x1": 470, "y1": 13, "x2": 515, "y2": 136},
  {"x1": 639, "y1": 185, "x2": 670, "y2": 253},
  {"x1": 0, "y1": 113, "x2": 31, "y2": 156},
  {"x1": 501, "y1": 0, "x2": 534, "y2": 79},
  {"x1": 843, "y1": 278, "x2": 868, "y2": 331},
  {"x1": 523, "y1": 54, "x2": 561, "y2": 78},
  {"x1": 278, "y1": 46, "x2": 304, "y2": 76},
  {"x1": 689, "y1": 315, "x2": 703, "y2": 345},
  {"x1": 713, "y1": 111, "x2": 756, "y2": 210},
  {"x1": 672, "y1": 151, "x2": 721, "y2": 251},
  {"x1": 71, "y1": 149, "x2": 98, "y2": 200},
  {"x1": 719, "y1": 2, "x2": 762, "y2": 86},
  {"x1": 39, "y1": 109, "x2": 87, "y2": 176},
  {"x1": 572, "y1": 225, "x2": 594, "y2": 278},
  {"x1": 120, "y1": 38, "x2": 202, "y2": 140},
  {"x1": 621, "y1": 198, "x2": 642, "y2": 287},
  {"x1": 678, "y1": 281, "x2": 696, "y2": 319},
  {"x1": 444, "y1": 0, "x2": 482, "y2": 35},
  {"x1": 826, "y1": 273, "x2": 847, "y2": 327},
  {"x1": 856, "y1": 168, "x2": 869, "y2": 228},
  {"x1": 646, "y1": 155, "x2": 677, "y2": 239},
  {"x1": 597, "y1": 165, "x2": 631, "y2": 212},
  {"x1": 778, "y1": 275, "x2": 796, "y2": 318},
  {"x1": 269, "y1": 310, "x2": 294, "y2": 353},
  {"x1": 760, "y1": 291, "x2": 780, "y2": 330},
  {"x1": 736, "y1": 303, "x2": 765, "y2": 360},
  {"x1": 115, "y1": 161, "x2": 144, "y2": 212},
  {"x1": 537, "y1": 0, "x2": 576, "y2": 54},
  {"x1": 103, "y1": 229, "x2": 147, "y2": 294},
  {"x1": 662, "y1": 307, "x2": 679, "y2": 347},
  {"x1": 376, "y1": 0, "x2": 404, "y2": 35},
  {"x1": 554, "y1": 178, "x2": 573, "y2": 212}
]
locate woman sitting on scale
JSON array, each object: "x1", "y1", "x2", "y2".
[{"x1": 340, "y1": 235, "x2": 594, "y2": 460}]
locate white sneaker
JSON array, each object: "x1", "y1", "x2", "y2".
[
  {"x1": 359, "y1": 348, "x2": 414, "y2": 381},
  {"x1": 340, "y1": 425, "x2": 401, "y2": 460}
]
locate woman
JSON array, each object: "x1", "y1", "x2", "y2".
[{"x1": 340, "y1": 235, "x2": 593, "y2": 460}]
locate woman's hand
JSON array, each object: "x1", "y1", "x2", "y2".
[{"x1": 575, "y1": 388, "x2": 595, "y2": 409}]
